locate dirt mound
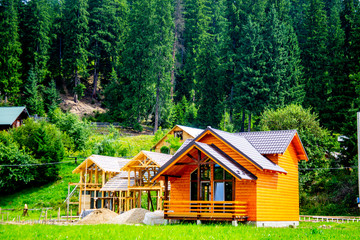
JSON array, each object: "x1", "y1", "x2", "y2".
[
  {"x1": 108, "y1": 208, "x2": 150, "y2": 225},
  {"x1": 60, "y1": 94, "x2": 106, "y2": 117},
  {"x1": 78, "y1": 209, "x2": 118, "y2": 225}
]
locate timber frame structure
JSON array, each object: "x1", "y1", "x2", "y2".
[
  {"x1": 121, "y1": 150, "x2": 173, "y2": 211},
  {"x1": 70, "y1": 155, "x2": 131, "y2": 213}
]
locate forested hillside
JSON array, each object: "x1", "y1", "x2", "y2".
[{"x1": 1, "y1": 0, "x2": 360, "y2": 214}]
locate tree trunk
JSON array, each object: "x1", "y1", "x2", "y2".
[
  {"x1": 240, "y1": 111, "x2": 245, "y2": 132},
  {"x1": 170, "y1": 30, "x2": 177, "y2": 101},
  {"x1": 154, "y1": 75, "x2": 160, "y2": 133},
  {"x1": 92, "y1": 59, "x2": 98, "y2": 99},
  {"x1": 74, "y1": 69, "x2": 78, "y2": 103},
  {"x1": 4, "y1": 93, "x2": 7, "y2": 104},
  {"x1": 248, "y1": 113, "x2": 251, "y2": 132}
]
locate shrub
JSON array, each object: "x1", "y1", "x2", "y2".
[
  {"x1": 49, "y1": 108, "x2": 91, "y2": 151},
  {"x1": 11, "y1": 118, "x2": 65, "y2": 183},
  {"x1": 0, "y1": 131, "x2": 36, "y2": 192},
  {"x1": 160, "y1": 146, "x2": 170, "y2": 154}
]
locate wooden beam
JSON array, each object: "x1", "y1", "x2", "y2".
[
  {"x1": 162, "y1": 174, "x2": 181, "y2": 178},
  {"x1": 187, "y1": 153, "x2": 198, "y2": 162}
]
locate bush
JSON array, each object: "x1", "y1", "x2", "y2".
[
  {"x1": 11, "y1": 118, "x2": 65, "y2": 183},
  {"x1": 160, "y1": 146, "x2": 170, "y2": 154},
  {"x1": 49, "y1": 108, "x2": 91, "y2": 151},
  {"x1": 0, "y1": 131, "x2": 36, "y2": 192}
]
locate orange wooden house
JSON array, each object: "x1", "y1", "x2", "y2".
[{"x1": 152, "y1": 127, "x2": 308, "y2": 227}]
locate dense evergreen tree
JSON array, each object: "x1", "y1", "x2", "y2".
[
  {"x1": 19, "y1": 0, "x2": 52, "y2": 83},
  {"x1": 62, "y1": 0, "x2": 89, "y2": 102},
  {"x1": 0, "y1": 0, "x2": 22, "y2": 103},
  {"x1": 88, "y1": 0, "x2": 128, "y2": 98},
  {"x1": 24, "y1": 68, "x2": 45, "y2": 116},
  {"x1": 300, "y1": 0, "x2": 329, "y2": 121},
  {"x1": 152, "y1": 0, "x2": 174, "y2": 132}
]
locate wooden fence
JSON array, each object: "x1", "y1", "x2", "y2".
[{"x1": 300, "y1": 215, "x2": 360, "y2": 223}]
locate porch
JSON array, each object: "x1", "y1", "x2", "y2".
[{"x1": 164, "y1": 200, "x2": 248, "y2": 221}]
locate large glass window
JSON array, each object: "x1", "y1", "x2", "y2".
[{"x1": 214, "y1": 164, "x2": 234, "y2": 201}]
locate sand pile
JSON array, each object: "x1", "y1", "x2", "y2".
[
  {"x1": 78, "y1": 209, "x2": 118, "y2": 225},
  {"x1": 108, "y1": 208, "x2": 150, "y2": 225}
]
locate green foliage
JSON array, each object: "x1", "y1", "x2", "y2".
[
  {"x1": 24, "y1": 68, "x2": 45, "y2": 116},
  {"x1": 43, "y1": 79, "x2": 61, "y2": 113},
  {"x1": 11, "y1": 118, "x2": 65, "y2": 183},
  {"x1": 152, "y1": 127, "x2": 167, "y2": 145},
  {"x1": 160, "y1": 145, "x2": 170, "y2": 154},
  {"x1": 49, "y1": 108, "x2": 91, "y2": 151},
  {"x1": 165, "y1": 135, "x2": 182, "y2": 154},
  {"x1": 0, "y1": 131, "x2": 35, "y2": 193},
  {"x1": 74, "y1": 83, "x2": 86, "y2": 100},
  {"x1": 0, "y1": 0, "x2": 22, "y2": 102}
]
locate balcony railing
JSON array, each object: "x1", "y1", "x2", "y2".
[{"x1": 164, "y1": 200, "x2": 247, "y2": 221}]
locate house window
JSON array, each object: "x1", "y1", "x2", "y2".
[
  {"x1": 174, "y1": 131, "x2": 183, "y2": 140},
  {"x1": 190, "y1": 165, "x2": 211, "y2": 200},
  {"x1": 213, "y1": 164, "x2": 233, "y2": 201}
]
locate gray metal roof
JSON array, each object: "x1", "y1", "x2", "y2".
[
  {"x1": 206, "y1": 128, "x2": 287, "y2": 173},
  {"x1": 195, "y1": 142, "x2": 256, "y2": 180},
  {"x1": 177, "y1": 125, "x2": 204, "y2": 138},
  {"x1": 0, "y1": 106, "x2": 28, "y2": 125},
  {"x1": 142, "y1": 151, "x2": 173, "y2": 167},
  {"x1": 100, "y1": 171, "x2": 134, "y2": 191},
  {"x1": 234, "y1": 130, "x2": 297, "y2": 154}
]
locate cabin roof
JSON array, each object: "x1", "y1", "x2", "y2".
[
  {"x1": 0, "y1": 106, "x2": 29, "y2": 125},
  {"x1": 121, "y1": 150, "x2": 172, "y2": 171},
  {"x1": 234, "y1": 130, "x2": 296, "y2": 154},
  {"x1": 142, "y1": 151, "x2": 173, "y2": 167},
  {"x1": 100, "y1": 171, "x2": 135, "y2": 191},
  {"x1": 73, "y1": 155, "x2": 130, "y2": 174},
  {"x1": 203, "y1": 128, "x2": 287, "y2": 173},
  {"x1": 176, "y1": 125, "x2": 204, "y2": 138},
  {"x1": 151, "y1": 125, "x2": 203, "y2": 150}
]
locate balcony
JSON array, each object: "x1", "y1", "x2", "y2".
[{"x1": 164, "y1": 200, "x2": 248, "y2": 221}]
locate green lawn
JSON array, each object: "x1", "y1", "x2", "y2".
[{"x1": 0, "y1": 222, "x2": 360, "y2": 239}]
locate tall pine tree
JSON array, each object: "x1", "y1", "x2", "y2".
[
  {"x1": 63, "y1": 0, "x2": 89, "y2": 102},
  {"x1": 0, "y1": 0, "x2": 22, "y2": 103}
]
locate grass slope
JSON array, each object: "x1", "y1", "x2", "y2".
[{"x1": 1, "y1": 222, "x2": 360, "y2": 239}]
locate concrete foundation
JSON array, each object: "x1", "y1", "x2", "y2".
[{"x1": 247, "y1": 221, "x2": 299, "y2": 228}]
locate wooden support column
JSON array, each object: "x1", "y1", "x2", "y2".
[
  {"x1": 127, "y1": 170, "x2": 130, "y2": 211},
  {"x1": 164, "y1": 176, "x2": 169, "y2": 201},
  {"x1": 95, "y1": 167, "x2": 98, "y2": 184},
  {"x1": 197, "y1": 150, "x2": 201, "y2": 201}
]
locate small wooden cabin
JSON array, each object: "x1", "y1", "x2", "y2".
[
  {"x1": 71, "y1": 155, "x2": 131, "y2": 213},
  {"x1": 152, "y1": 127, "x2": 308, "y2": 227},
  {"x1": 0, "y1": 106, "x2": 29, "y2": 131},
  {"x1": 121, "y1": 150, "x2": 173, "y2": 211},
  {"x1": 152, "y1": 125, "x2": 203, "y2": 153}
]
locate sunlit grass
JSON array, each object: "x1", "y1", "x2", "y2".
[{"x1": 1, "y1": 222, "x2": 360, "y2": 239}]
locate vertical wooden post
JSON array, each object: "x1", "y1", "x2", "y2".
[
  {"x1": 197, "y1": 153, "x2": 201, "y2": 201},
  {"x1": 164, "y1": 176, "x2": 169, "y2": 202},
  {"x1": 127, "y1": 170, "x2": 130, "y2": 211}
]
